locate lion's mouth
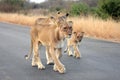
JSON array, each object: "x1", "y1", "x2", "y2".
[{"x1": 67, "y1": 35, "x2": 71, "y2": 38}]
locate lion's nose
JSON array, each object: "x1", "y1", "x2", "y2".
[
  {"x1": 79, "y1": 40, "x2": 81, "y2": 42},
  {"x1": 68, "y1": 33, "x2": 72, "y2": 36}
]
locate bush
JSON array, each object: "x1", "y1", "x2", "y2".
[
  {"x1": 90, "y1": 7, "x2": 109, "y2": 19},
  {"x1": 49, "y1": 6, "x2": 62, "y2": 12},
  {"x1": 0, "y1": 0, "x2": 26, "y2": 12},
  {"x1": 98, "y1": 0, "x2": 120, "y2": 20},
  {"x1": 69, "y1": 0, "x2": 120, "y2": 20},
  {"x1": 70, "y1": 2, "x2": 89, "y2": 16}
]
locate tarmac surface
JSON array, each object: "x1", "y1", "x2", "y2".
[{"x1": 0, "y1": 22, "x2": 120, "y2": 80}]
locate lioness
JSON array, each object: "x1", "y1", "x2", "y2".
[
  {"x1": 35, "y1": 17, "x2": 54, "y2": 25},
  {"x1": 64, "y1": 31, "x2": 84, "y2": 59},
  {"x1": 35, "y1": 11, "x2": 63, "y2": 25},
  {"x1": 25, "y1": 13, "x2": 73, "y2": 73}
]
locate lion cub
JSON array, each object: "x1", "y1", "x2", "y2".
[{"x1": 64, "y1": 31, "x2": 84, "y2": 59}]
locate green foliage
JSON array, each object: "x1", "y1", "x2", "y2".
[
  {"x1": 98, "y1": 0, "x2": 120, "y2": 20},
  {"x1": 50, "y1": 6, "x2": 62, "y2": 12},
  {"x1": 69, "y1": 0, "x2": 120, "y2": 20},
  {"x1": 0, "y1": 0, "x2": 119, "y2": 20},
  {"x1": 70, "y1": 2, "x2": 89, "y2": 16},
  {"x1": 90, "y1": 7, "x2": 109, "y2": 19},
  {"x1": 2, "y1": 0, "x2": 24, "y2": 5}
]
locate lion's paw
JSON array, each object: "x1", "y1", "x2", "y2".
[
  {"x1": 47, "y1": 60, "x2": 54, "y2": 65},
  {"x1": 57, "y1": 64, "x2": 66, "y2": 74},
  {"x1": 53, "y1": 64, "x2": 58, "y2": 72},
  {"x1": 38, "y1": 64, "x2": 45, "y2": 70}
]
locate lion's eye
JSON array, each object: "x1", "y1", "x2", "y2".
[
  {"x1": 69, "y1": 27, "x2": 72, "y2": 29},
  {"x1": 77, "y1": 36, "x2": 79, "y2": 38},
  {"x1": 63, "y1": 27, "x2": 67, "y2": 30}
]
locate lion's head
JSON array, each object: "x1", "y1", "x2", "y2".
[
  {"x1": 73, "y1": 32, "x2": 84, "y2": 42},
  {"x1": 50, "y1": 13, "x2": 73, "y2": 38}
]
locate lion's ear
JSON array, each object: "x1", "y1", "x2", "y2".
[
  {"x1": 68, "y1": 21, "x2": 73, "y2": 27},
  {"x1": 57, "y1": 11, "x2": 61, "y2": 14},
  {"x1": 50, "y1": 16, "x2": 55, "y2": 19},
  {"x1": 81, "y1": 32, "x2": 85, "y2": 35},
  {"x1": 50, "y1": 16, "x2": 56, "y2": 22},
  {"x1": 60, "y1": 13, "x2": 69, "y2": 20},
  {"x1": 81, "y1": 32, "x2": 85, "y2": 34},
  {"x1": 73, "y1": 32, "x2": 77, "y2": 35},
  {"x1": 66, "y1": 13, "x2": 69, "y2": 17}
]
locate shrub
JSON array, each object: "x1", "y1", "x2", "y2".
[
  {"x1": 0, "y1": 0, "x2": 26, "y2": 12},
  {"x1": 98, "y1": 0, "x2": 120, "y2": 20},
  {"x1": 70, "y1": 2, "x2": 89, "y2": 16}
]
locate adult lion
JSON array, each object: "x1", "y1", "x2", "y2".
[
  {"x1": 25, "y1": 13, "x2": 73, "y2": 73},
  {"x1": 35, "y1": 11, "x2": 63, "y2": 25}
]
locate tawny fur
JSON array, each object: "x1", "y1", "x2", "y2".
[
  {"x1": 35, "y1": 11, "x2": 66, "y2": 25},
  {"x1": 64, "y1": 32, "x2": 84, "y2": 59},
  {"x1": 35, "y1": 17, "x2": 54, "y2": 25},
  {"x1": 25, "y1": 13, "x2": 73, "y2": 74}
]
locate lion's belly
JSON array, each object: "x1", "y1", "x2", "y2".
[
  {"x1": 37, "y1": 30, "x2": 51, "y2": 45},
  {"x1": 38, "y1": 38, "x2": 50, "y2": 46}
]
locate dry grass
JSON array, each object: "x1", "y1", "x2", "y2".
[
  {"x1": 0, "y1": 13, "x2": 120, "y2": 42},
  {"x1": 70, "y1": 16, "x2": 120, "y2": 42},
  {"x1": 0, "y1": 13, "x2": 46, "y2": 26}
]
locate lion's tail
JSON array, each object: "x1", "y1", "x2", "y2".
[{"x1": 25, "y1": 39, "x2": 33, "y2": 60}]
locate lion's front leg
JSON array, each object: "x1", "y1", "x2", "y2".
[
  {"x1": 64, "y1": 46, "x2": 68, "y2": 53},
  {"x1": 73, "y1": 45, "x2": 81, "y2": 59},
  {"x1": 32, "y1": 42, "x2": 45, "y2": 70},
  {"x1": 50, "y1": 47, "x2": 65, "y2": 73},
  {"x1": 67, "y1": 46, "x2": 73, "y2": 56}
]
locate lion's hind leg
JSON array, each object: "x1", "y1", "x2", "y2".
[
  {"x1": 46, "y1": 46, "x2": 54, "y2": 65},
  {"x1": 56, "y1": 48, "x2": 62, "y2": 59},
  {"x1": 32, "y1": 41, "x2": 45, "y2": 70}
]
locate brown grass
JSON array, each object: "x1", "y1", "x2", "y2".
[
  {"x1": 70, "y1": 16, "x2": 120, "y2": 42},
  {"x1": 0, "y1": 13, "x2": 120, "y2": 42},
  {"x1": 0, "y1": 13, "x2": 46, "y2": 26}
]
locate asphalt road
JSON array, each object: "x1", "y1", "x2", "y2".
[{"x1": 0, "y1": 22, "x2": 120, "y2": 80}]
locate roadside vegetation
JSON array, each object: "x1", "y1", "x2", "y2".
[{"x1": 0, "y1": 0, "x2": 120, "y2": 42}]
